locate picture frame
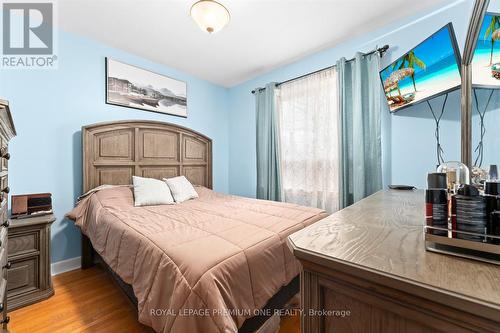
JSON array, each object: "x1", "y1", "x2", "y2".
[{"x1": 105, "y1": 58, "x2": 187, "y2": 118}]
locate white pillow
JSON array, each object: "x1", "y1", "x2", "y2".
[
  {"x1": 132, "y1": 176, "x2": 175, "y2": 207},
  {"x1": 164, "y1": 176, "x2": 199, "y2": 203}
]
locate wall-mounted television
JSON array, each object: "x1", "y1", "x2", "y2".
[
  {"x1": 379, "y1": 23, "x2": 462, "y2": 113},
  {"x1": 472, "y1": 12, "x2": 500, "y2": 88}
]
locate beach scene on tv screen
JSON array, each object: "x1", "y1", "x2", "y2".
[
  {"x1": 380, "y1": 26, "x2": 461, "y2": 112},
  {"x1": 472, "y1": 13, "x2": 500, "y2": 87}
]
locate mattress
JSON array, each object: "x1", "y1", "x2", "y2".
[{"x1": 67, "y1": 186, "x2": 327, "y2": 333}]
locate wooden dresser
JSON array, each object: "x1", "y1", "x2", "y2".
[
  {"x1": 288, "y1": 190, "x2": 500, "y2": 333},
  {"x1": 0, "y1": 100, "x2": 16, "y2": 332}
]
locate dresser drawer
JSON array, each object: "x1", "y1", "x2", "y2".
[
  {"x1": 0, "y1": 176, "x2": 7, "y2": 205},
  {"x1": 0, "y1": 230, "x2": 6, "y2": 274},
  {"x1": 0, "y1": 278, "x2": 6, "y2": 311},
  {"x1": 0, "y1": 227, "x2": 6, "y2": 250},
  {"x1": 0, "y1": 146, "x2": 8, "y2": 172},
  {"x1": 0, "y1": 247, "x2": 6, "y2": 277},
  {"x1": 7, "y1": 257, "x2": 38, "y2": 297},
  {"x1": 0, "y1": 175, "x2": 7, "y2": 194},
  {"x1": 0, "y1": 205, "x2": 7, "y2": 228},
  {"x1": 8, "y1": 230, "x2": 39, "y2": 257},
  {"x1": 0, "y1": 209, "x2": 7, "y2": 255}
]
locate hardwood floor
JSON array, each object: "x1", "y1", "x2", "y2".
[{"x1": 8, "y1": 266, "x2": 300, "y2": 333}]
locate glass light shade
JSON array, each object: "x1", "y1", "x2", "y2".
[
  {"x1": 190, "y1": 0, "x2": 230, "y2": 34},
  {"x1": 437, "y1": 161, "x2": 470, "y2": 193}
]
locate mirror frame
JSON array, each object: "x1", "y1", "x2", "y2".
[{"x1": 461, "y1": 0, "x2": 490, "y2": 169}]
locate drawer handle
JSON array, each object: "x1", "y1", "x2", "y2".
[
  {"x1": 1, "y1": 187, "x2": 8, "y2": 194},
  {"x1": 0, "y1": 316, "x2": 9, "y2": 324},
  {"x1": 3, "y1": 262, "x2": 10, "y2": 269},
  {"x1": 1, "y1": 221, "x2": 8, "y2": 228}
]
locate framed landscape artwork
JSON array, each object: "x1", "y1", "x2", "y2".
[{"x1": 106, "y1": 58, "x2": 187, "y2": 117}]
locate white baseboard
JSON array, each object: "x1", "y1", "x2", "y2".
[{"x1": 51, "y1": 256, "x2": 81, "y2": 276}]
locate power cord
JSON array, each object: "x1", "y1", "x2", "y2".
[
  {"x1": 473, "y1": 88, "x2": 494, "y2": 168},
  {"x1": 426, "y1": 93, "x2": 448, "y2": 166}
]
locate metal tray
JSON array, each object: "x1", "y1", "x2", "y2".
[{"x1": 424, "y1": 225, "x2": 500, "y2": 265}]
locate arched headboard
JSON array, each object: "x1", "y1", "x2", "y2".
[{"x1": 82, "y1": 120, "x2": 212, "y2": 192}]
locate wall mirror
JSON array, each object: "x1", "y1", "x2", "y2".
[{"x1": 463, "y1": 0, "x2": 500, "y2": 181}]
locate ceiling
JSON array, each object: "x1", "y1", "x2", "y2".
[{"x1": 57, "y1": 0, "x2": 452, "y2": 87}]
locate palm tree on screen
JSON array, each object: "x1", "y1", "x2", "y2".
[
  {"x1": 485, "y1": 16, "x2": 500, "y2": 65},
  {"x1": 392, "y1": 51, "x2": 426, "y2": 91}
]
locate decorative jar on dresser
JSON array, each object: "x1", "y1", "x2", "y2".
[{"x1": 0, "y1": 99, "x2": 16, "y2": 332}]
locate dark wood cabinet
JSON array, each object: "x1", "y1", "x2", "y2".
[
  {"x1": 0, "y1": 99, "x2": 16, "y2": 332},
  {"x1": 7, "y1": 214, "x2": 55, "y2": 311}
]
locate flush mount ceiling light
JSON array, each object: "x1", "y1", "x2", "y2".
[{"x1": 190, "y1": 0, "x2": 230, "y2": 34}]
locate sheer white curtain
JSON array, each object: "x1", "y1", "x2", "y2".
[{"x1": 277, "y1": 69, "x2": 340, "y2": 213}]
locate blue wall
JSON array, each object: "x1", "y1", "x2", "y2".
[
  {"x1": 226, "y1": 0, "x2": 474, "y2": 196},
  {"x1": 472, "y1": 90, "x2": 500, "y2": 169},
  {"x1": 0, "y1": 31, "x2": 229, "y2": 263}
]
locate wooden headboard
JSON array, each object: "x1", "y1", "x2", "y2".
[{"x1": 82, "y1": 120, "x2": 212, "y2": 192}]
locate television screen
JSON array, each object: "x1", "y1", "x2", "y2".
[
  {"x1": 379, "y1": 23, "x2": 462, "y2": 112},
  {"x1": 472, "y1": 12, "x2": 500, "y2": 88}
]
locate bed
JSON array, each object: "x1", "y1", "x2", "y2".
[{"x1": 69, "y1": 120, "x2": 328, "y2": 333}]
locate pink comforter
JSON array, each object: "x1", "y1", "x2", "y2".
[{"x1": 67, "y1": 186, "x2": 327, "y2": 333}]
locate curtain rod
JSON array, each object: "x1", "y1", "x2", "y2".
[{"x1": 251, "y1": 44, "x2": 389, "y2": 94}]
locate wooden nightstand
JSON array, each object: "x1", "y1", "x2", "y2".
[{"x1": 6, "y1": 214, "x2": 55, "y2": 311}]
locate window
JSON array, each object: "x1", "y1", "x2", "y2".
[{"x1": 277, "y1": 68, "x2": 340, "y2": 213}]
